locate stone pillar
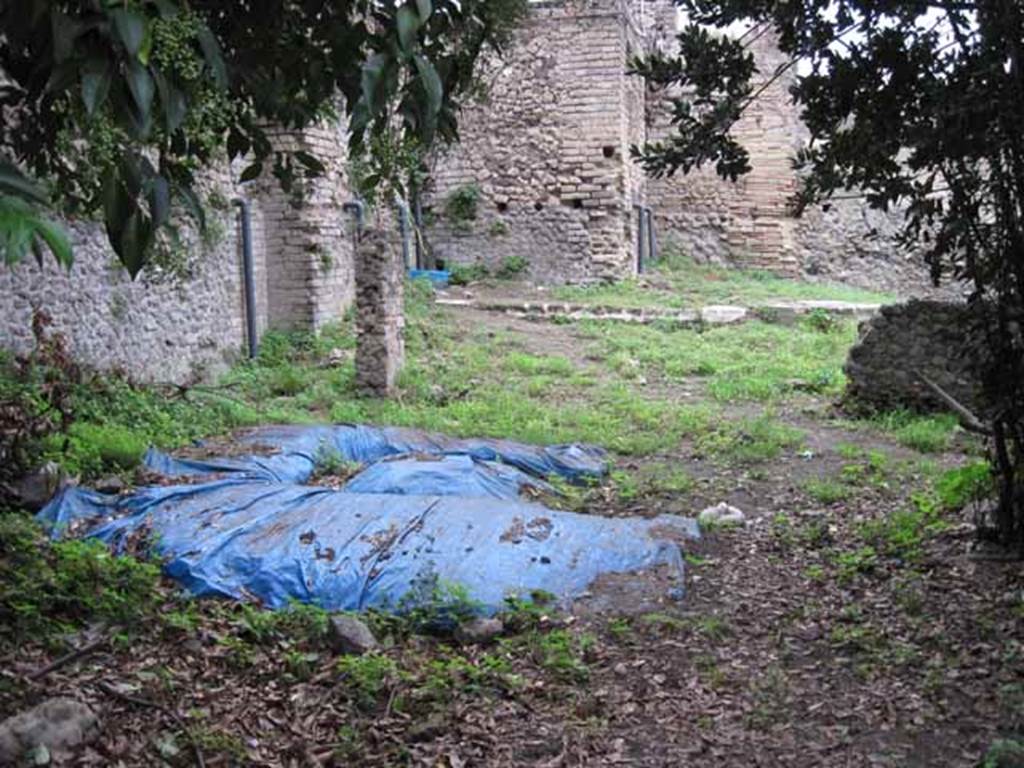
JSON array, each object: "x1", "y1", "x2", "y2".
[{"x1": 355, "y1": 230, "x2": 405, "y2": 396}]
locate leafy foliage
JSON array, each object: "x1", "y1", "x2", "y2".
[
  {"x1": 635, "y1": 0, "x2": 1024, "y2": 551},
  {"x1": 0, "y1": 512, "x2": 160, "y2": 644},
  {"x1": 0, "y1": 0, "x2": 527, "y2": 275}
]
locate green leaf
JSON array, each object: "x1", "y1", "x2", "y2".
[
  {"x1": 31, "y1": 214, "x2": 73, "y2": 269},
  {"x1": 153, "y1": 71, "x2": 187, "y2": 133},
  {"x1": 118, "y1": 209, "x2": 152, "y2": 279},
  {"x1": 51, "y1": 11, "x2": 81, "y2": 64},
  {"x1": 111, "y1": 8, "x2": 147, "y2": 59},
  {"x1": 126, "y1": 61, "x2": 155, "y2": 125},
  {"x1": 294, "y1": 151, "x2": 326, "y2": 175},
  {"x1": 197, "y1": 25, "x2": 228, "y2": 89},
  {"x1": 239, "y1": 162, "x2": 263, "y2": 183},
  {"x1": 81, "y1": 59, "x2": 112, "y2": 116},
  {"x1": 416, "y1": 0, "x2": 432, "y2": 22},
  {"x1": 0, "y1": 163, "x2": 49, "y2": 206},
  {"x1": 414, "y1": 54, "x2": 443, "y2": 119},
  {"x1": 174, "y1": 183, "x2": 206, "y2": 232},
  {"x1": 360, "y1": 53, "x2": 390, "y2": 116},
  {"x1": 148, "y1": 175, "x2": 171, "y2": 229},
  {"x1": 0, "y1": 195, "x2": 72, "y2": 269},
  {"x1": 396, "y1": 6, "x2": 421, "y2": 54}
]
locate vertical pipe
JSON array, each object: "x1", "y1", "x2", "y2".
[
  {"x1": 412, "y1": 191, "x2": 425, "y2": 270},
  {"x1": 395, "y1": 197, "x2": 413, "y2": 269},
  {"x1": 342, "y1": 199, "x2": 365, "y2": 234},
  {"x1": 646, "y1": 207, "x2": 658, "y2": 265},
  {"x1": 633, "y1": 203, "x2": 645, "y2": 274},
  {"x1": 232, "y1": 198, "x2": 259, "y2": 359}
]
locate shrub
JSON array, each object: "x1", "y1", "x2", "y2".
[
  {"x1": 495, "y1": 255, "x2": 529, "y2": 278},
  {"x1": 0, "y1": 513, "x2": 160, "y2": 644}
]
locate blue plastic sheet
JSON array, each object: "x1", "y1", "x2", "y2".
[
  {"x1": 408, "y1": 269, "x2": 450, "y2": 287},
  {"x1": 38, "y1": 425, "x2": 698, "y2": 613}
]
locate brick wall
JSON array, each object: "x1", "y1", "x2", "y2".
[{"x1": 426, "y1": 0, "x2": 644, "y2": 283}]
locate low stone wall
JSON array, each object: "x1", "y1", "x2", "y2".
[
  {"x1": 0, "y1": 205, "x2": 254, "y2": 384},
  {"x1": 843, "y1": 300, "x2": 979, "y2": 413}
]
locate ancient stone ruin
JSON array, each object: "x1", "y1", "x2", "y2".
[
  {"x1": 0, "y1": 0, "x2": 941, "y2": 387},
  {"x1": 354, "y1": 231, "x2": 405, "y2": 396},
  {"x1": 424, "y1": 0, "x2": 922, "y2": 294},
  {"x1": 843, "y1": 301, "x2": 980, "y2": 414}
]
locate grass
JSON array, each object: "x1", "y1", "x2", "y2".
[
  {"x1": 583, "y1": 318, "x2": 858, "y2": 402},
  {"x1": 868, "y1": 410, "x2": 961, "y2": 454},
  {"x1": 554, "y1": 248, "x2": 895, "y2": 310}
]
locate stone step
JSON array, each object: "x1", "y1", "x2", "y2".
[{"x1": 434, "y1": 297, "x2": 882, "y2": 326}]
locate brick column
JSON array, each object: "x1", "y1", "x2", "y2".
[{"x1": 355, "y1": 230, "x2": 405, "y2": 396}]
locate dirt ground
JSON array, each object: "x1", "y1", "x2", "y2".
[{"x1": 4, "y1": 304, "x2": 1021, "y2": 768}]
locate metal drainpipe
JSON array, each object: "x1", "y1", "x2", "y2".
[
  {"x1": 633, "y1": 203, "x2": 645, "y2": 273},
  {"x1": 412, "y1": 192, "x2": 425, "y2": 270},
  {"x1": 232, "y1": 198, "x2": 259, "y2": 359},
  {"x1": 394, "y1": 196, "x2": 413, "y2": 269},
  {"x1": 342, "y1": 199, "x2": 366, "y2": 235},
  {"x1": 645, "y1": 207, "x2": 658, "y2": 265}
]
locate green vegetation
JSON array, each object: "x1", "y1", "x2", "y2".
[
  {"x1": 0, "y1": 512, "x2": 160, "y2": 644},
  {"x1": 584, "y1": 318, "x2": 857, "y2": 402},
  {"x1": 870, "y1": 410, "x2": 961, "y2": 454},
  {"x1": 555, "y1": 248, "x2": 894, "y2": 310},
  {"x1": 445, "y1": 184, "x2": 482, "y2": 230},
  {"x1": 496, "y1": 255, "x2": 529, "y2": 278}
]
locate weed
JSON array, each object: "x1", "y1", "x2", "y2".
[
  {"x1": 445, "y1": 184, "x2": 481, "y2": 228},
  {"x1": 872, "y1": 410, "x2": 960, "y2": 453},
  {"x1": 695, "y1": 615, "x2": 731, "y2": 642},
  {"x1": 981, "y1": 739, "x2": 1024, "y2": 768},
  {"x1": 495, "y1": 255, "x2": 529, "y2": 278},
  {"x1": 694, "y1": 653, "x2": 726, "y2": 689},
  {"x1": 64, "y1": 422, "x2": 148, "y2": 474},
  {"x1": 449, "y1": 262, "x2": 490, "y2": 286},
  {"x1": 803, "y1": 478, "x2": 850, "y2": 504},
  {"x1": 804, "y1": 564, "x2": 826, "y2": 581},
  {"x1": 337, "y1": 652, "x2": 400, "y2": 710},
  {"x1": 935, "y1": 460, "x2": 993, "y2": 509},
  {"x1": 607, "y1": 617, "x2": 633, "y2": 642},
  {"x1": 488, "y1": 220, "x2": 509, "y2": 237},
  {"x1": 835, "y1": 546, "x2": 879, "y2": 581},
  {"x1": 0, "y1": 513, "x2": 160, "y2": 645},
  {"x1": 534, "y1": 629, "x2": 593, "y2": 683},
  {"x1": 398, "y1": 576, "x2": 482, "y2": 634},
  {"x1": 802, "y1": 308, "x2": 838, "y2": 333},
  {"x1": 698, "y1": 414, "x2": 804, "y2": 463}
]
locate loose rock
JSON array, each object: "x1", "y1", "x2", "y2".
[
  {"x1": 698, "y1": 502, "x2": 746, "y2": 528},
  {"x1": 4, "y1": 462, "x2": 67, "y2": 510},
  {"x1": 0, "y1": 698, "x2": 100, "y2": 764},
  {"x1": 454, "y1": 617, "x2": 504, "y2": 645},
  {"x1": 327, "y1": 614, "x2": 378, "y2": 655}
]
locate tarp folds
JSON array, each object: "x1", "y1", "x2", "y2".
[{"x1": 38, "y1": 425, "x2": 698, "y2": 613}]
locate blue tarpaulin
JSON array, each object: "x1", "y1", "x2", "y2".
[{"x1": 38, "y1": 425, "x2": 698, "y2": 613}]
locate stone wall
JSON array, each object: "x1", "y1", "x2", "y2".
[
  {"x1": 843, "y1": 300, "x2": 979, "y2": 413},
  {"x1": 0, "y1": 123, "x2": 359, "y2": 383},
  {"x1": 257, "y1": 122, "x2": 358, "y2": 331},
  {"x1": 425, "y1": 0, "x2": 648, "y2": 284},
  {"x1": 0, "y1": 170, "x2": 256, "y2": 383}
]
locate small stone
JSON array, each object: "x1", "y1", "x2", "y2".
[
  {"x1": 698, "y1": 502, "x2": 746, "y2": 528},
  {"x1": 94, "y1": 475, "x2": 126, "y2": 494},
  {"x1": 5, "y1": 462, "x2": 67, "y2": 510},
  {"x1": 454, "y1": 617, "x2": 504, "y2": 645},
  {"x1": 0, "y1": 698, "x2": 100, "y2": 764},
  {"x1": 327, "y1": 614, "x2": 378, "y2": 655}
]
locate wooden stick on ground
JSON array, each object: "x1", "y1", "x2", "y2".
[
  {"x1": 98, "y1": 681, "x2": 206, "y2": 768},
  {"x1": 914, "y1": 369, "x2": 993, "y2": 436},
  {"x1": 27, "y1": 636, "x2": 108, "y2": 681}
]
